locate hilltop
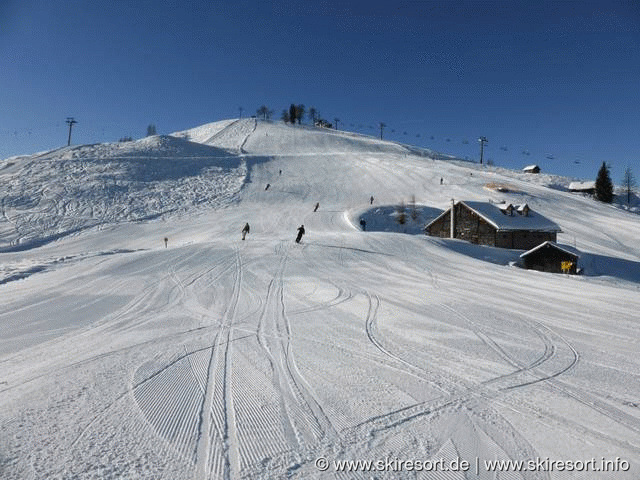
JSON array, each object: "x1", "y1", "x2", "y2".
[{"x1": 1, "y1": 118, "x2": 639, "y2": 479}]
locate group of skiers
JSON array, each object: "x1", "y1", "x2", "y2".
[
  {"x1": 240, "y1": 174, "x2": 375, "y2": 244},
  {"x1": 240, "y1": 222, "x2": 305, "y2": 243}
]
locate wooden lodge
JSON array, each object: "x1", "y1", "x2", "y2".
[
  {"x1": 424, "y1": 200, "x2": 561, "y2": 250},
  {"x1": 568, "y1": 181, "x2": 596, "y2": 195},
  {"x1": 520, "y1": 241, "x2": 579, "y2": 274}
]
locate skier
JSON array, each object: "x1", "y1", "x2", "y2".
[
  {"x1": 440, "y1": 177, "x2": 443, "y2": 185},
  {"x1": 314, "y1": 202, "x2": 319, "y2": 212},
  {"x1": 241, "y1": 223, "x2": 250, "y2": 241},
  {"x1": 265, "y1": 183, "x2": 271, "y2": 191},
  {"x1": 295, "y1": 225, "x2": 305, "y2": 244},
  {"x1": 164, "y1": 237, "x2": 168, "y2": 248},
  {"x1": 370, "y1": 195, "x2": 374, "y2": 205},
  {"x1": 360, "y1": 219, "x2": 366, "y2": 231}
]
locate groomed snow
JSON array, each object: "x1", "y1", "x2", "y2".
[{"x1": 1, "y1": 118, "x2": 639, "y2": 479}]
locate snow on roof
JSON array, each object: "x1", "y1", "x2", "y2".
[
  {"x1": 520, "y1": 241, "x2": 580, "y2": 258},
  {"x1": 568, "y1": 181, "x2": 596, "y2": 191},
  {"x1": 460, "y1": 201, "x2": 561, "y2": 232},
  {"x1": 523, "y1": 165, "x2": 540, "y2": 171}
]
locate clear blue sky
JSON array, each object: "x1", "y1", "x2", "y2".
[{"x1": 2, "y1": 0, "x2": 639, "y2": 181}]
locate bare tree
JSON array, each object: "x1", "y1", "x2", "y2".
[
  {"x1": 296, "y1": 104, "x2": 305, "y2": 124},
  {"x1": 396, "y1": 200, "x2": 406, "y2": 225},
  {"x1": 308, "y1": 107, "x2": 318, "y2": 124},
  {"x1": 622, "y1": 166, "x2": 637, "y2": 206},
  {"x1": 289, "y1": 104, "x2": 297, "y2": 124},
  {"x1": 256, "y1": 105, "x2": 273, "y2": 120},
  {"x1": 410, "y1": 195, "x2": 418, "y2": 221}
]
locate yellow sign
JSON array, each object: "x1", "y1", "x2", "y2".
[{"x1": 561, "y1": 261, "x2": 573, "y2": 273}]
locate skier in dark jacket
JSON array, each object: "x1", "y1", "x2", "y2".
[
  {"x1": 242, "y1": 223, "x2": 250, "y2": 240},
  {"x1": 295, "y1": 225, "x2": 305, "y2": 244},
  {"x1": 314, "y1": 202, "x2": 319, "y2": 212}
]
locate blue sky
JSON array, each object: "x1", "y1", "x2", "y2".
[{"x1": 1, "y1": 0, "x2": 639, "y2": 181}]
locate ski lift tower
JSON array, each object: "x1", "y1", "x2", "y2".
[
  {"x1": 478, "y1": 136, "x2": 488, "y2": 164},
  {"x1": 66, "y1": 117, "x2": 77, "y2": 146}
]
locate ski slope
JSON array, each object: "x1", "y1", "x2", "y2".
[{"x1": 1, "y1": 118, "x2": 639, "y2": 479}]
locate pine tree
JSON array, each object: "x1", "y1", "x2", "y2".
[
  {"x1": 595, "y1": 161, "x2": 614, "y2": 203},
  {"x1": 146, "y1": 124, "x2": 157, "y2": 136}
]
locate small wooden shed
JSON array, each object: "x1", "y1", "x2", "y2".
[
  {"x1": 520, "y1": 241, "x2": 579, "y2": 274},
  {"x1": 568, "y1": 181, "x2": 596, "y2": 195},
  {"x1": 523, "y1": 165, "x2": 541, "y2": 174}
]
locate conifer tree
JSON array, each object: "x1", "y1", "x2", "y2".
[{"x1": 595, "y1": 161, "x2": 614, "y2": 203}]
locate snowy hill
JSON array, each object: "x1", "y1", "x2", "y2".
[
  {"x1": 0, "y1": 135, "x2": 246, "y2": 250},
  {"x1": 1, "y1": 119, "x2": 639, "y2": 479}
]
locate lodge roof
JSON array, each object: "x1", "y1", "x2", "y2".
[
  {"x1": 425, "y1": 201, "x2": 561, "y2": 233},
  {"x1": 462, "y1": 201, "x2": 561, "y2": 232},
  {"x1": 520, "y1": 241, "x2": 580, "y2": 259},
  {"x1": 568, "y1": 181, "x2": 596, "y2": 191}
]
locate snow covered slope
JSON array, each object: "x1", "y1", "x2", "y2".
[
  {"x1": 0, "y1": 135, "x2": 246, "y2": 251},
  {"x1": 1, "y1": 119, "x2": 639, "y2": 479}
]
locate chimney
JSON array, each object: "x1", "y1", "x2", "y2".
[{"x1": 450, "y1": 199, "x2": 455, "y2": 238}]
